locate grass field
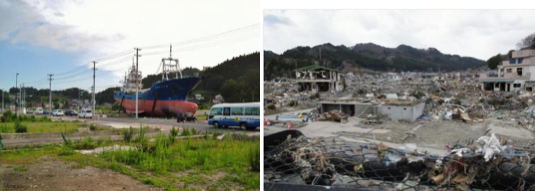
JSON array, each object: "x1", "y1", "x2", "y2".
[
  {"x1": 0, "y1": 121, "x2": 83, "y2": 133},
  {"x1": 0, "y1": 131, "x2": 260, "y2": 190},
  {"x1": 95, "y1": 106, "x2": 115, "y2": 114}
]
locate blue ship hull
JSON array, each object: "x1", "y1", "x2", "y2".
[{"x1": 114, "y1": 76, "x2": 202, "y2": 117}]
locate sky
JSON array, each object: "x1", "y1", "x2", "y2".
[
  {"x1": 0, "y1": 0, "x2": 259, "y2": 92},
  {"x1": 264, "y1": 10, "x2": 535, "y2": 60}
]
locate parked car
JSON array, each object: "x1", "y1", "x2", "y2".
[
  {"x1": 177, "y1": 113, "x2": 197, "y2": 123},
  {"x1": 52, "y1": 109, "x2": 64, "y2": 116},
  {"x1": 35, "y1": 107, "x2": 43, "y2": 115},
  {"x1": 65, "y1": 109, "x2": 78, "y2": 116},
  {"x1": 78, "y1": 109, "x2": 92, "y2": 119},
  {"x1": 43, "y1": 110, "x2": 50, "y2": 115}
]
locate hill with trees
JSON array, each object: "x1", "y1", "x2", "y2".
[{"x1": 264, "y1": 43, "x2": 485, "y2": 80}]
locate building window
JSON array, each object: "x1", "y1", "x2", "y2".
[
  {"x1": 519, "y1": 58, "x2": 524, "y2": 64},
  {"x1": 510, "y1": 59, "x2": 516, "y2": 64},
  {"x1": 517, "y1": 68, "x2": 523, "y2": 76},
  {"x1": 514, "y1": 83, "x2": 521, "y2": 88},
  {"x1": 506, "y1": 68, "x2": 512, "y2": 73},
  {"x1": 495, "y1": 83, "x2": 499, "y2": 87}
]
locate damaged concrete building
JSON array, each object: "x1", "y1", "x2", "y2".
[
  {"x1": 295, "y1": 65, "x2": 344, "y2": 93},
  {"x1": 479, "y1": 48, "x2": 535, "y2": 92},
  {"x1": 319, "y1": 100, "x2": 425, "y2": 122}
]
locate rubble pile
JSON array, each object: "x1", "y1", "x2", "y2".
[{"x1": 265, "y1": 133, "x2": 535, "y2": 190}]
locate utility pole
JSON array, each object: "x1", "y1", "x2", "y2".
[
  {"x1": 15, "y1": 73, "x2": 18, "y2": 114},
  {"x1": 134, "y1": 48, "x2": 141, "y2": 119},
  {"x1": 21, "y1": 84, "x2": 24, "y2": 113},
  {"x1": 48, "y1": 74, "x2": 53, "y2": 115},
  {"x1": 92, "y1": 61, "x2": 97, "y2": 119},
  {"x1": 1, "y1": 89, "x2": 4, "y2": 113}
]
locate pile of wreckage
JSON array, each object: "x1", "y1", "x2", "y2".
[
  {"x1": 319, "y1": 110, "x2": 349, "y2": 123},
  {"x1": 264, "y1": 130, "x2": 535, "y2": 190},
  {"x1": 424, "y1": 102, "x2": 492, "y2": 124}
]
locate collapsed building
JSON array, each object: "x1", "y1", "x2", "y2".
[{"x1": 295, "y1": 65, "x2": 344, "y2": 93}]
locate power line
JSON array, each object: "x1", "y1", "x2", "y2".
[
  {"x1": 140, "y1": 23, "x2": 259, "y2": 50},
  {"x1": 94, "y1": 49, "x2": 134, "y2": 62},
  {"x1": 54, "y1": 64, "x2": 91, "y2": 77},
  {"x1": 97, "y1": 55, "x2": 134, "y2": 68},
  {"x1": 142, "y1": 32, "x2": 257, "y2": 57}
]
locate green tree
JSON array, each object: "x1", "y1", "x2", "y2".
[{"x1": 486, "y1": 54, "x2": 502, "y2": 70}]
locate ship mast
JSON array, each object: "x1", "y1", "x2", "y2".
[
  {"x1": 119, "y1": 57, "x2": 142, "y2": 93},
  {"x1": 161, "y1": 45, "x2": 182, "y2": 81}
]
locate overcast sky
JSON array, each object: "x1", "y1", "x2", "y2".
[
  {"x1": 264, "y1": 10, "x2": 535, "y2": 60},
  {"x1": 0, "y1": 0, "x2": 259, "y2": 92}
]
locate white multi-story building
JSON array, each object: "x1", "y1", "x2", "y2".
[{"x1": 479, "y1": 49, "x2": 535, "y2": 92}]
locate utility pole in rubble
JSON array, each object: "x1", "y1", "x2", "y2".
[{"x1": 134, "y1": 48, "x2": 141, "y2": 119}]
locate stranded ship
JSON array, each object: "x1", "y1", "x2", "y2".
[{"x1": 114, "y1": 52, "x2": 202, "y2": 117}]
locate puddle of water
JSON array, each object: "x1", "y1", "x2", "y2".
[{"x1": 77, "y1": 145, "x2": 135, "y2": 154}]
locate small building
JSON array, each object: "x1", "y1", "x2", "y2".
[
  {"x1": 479, "y1": 48, "x2": 535, "y2": 92},
  {"x1": 378, "y1": 102, "x2": 425, "y2": 122},
  {"x1": 294, "y1": 65, "x2": 344, "y2": 93},
  {"x1": 320, "y1": 100, "x2": 425, "y2": 122}
]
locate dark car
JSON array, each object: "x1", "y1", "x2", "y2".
[
  {"x1": 177, "y1": 113, "x2": 197, "y2": 123},
  {"x1": 43, "y1": 110, "x2": 49, "y2": 115},
  {"x1": 65, "y1": 109, "x2": 78, "y2": 116}
]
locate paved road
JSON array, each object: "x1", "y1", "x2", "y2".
[{"x1": 55, "y1": 115, "x2": 260, "y2": 134}]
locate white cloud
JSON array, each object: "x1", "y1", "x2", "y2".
[
  {"x1": 1, "y1": 0, "x2": 259, "y2": 90},
  {"x1": 264, "y1": 10, "x2": 535, "y2": 60}
]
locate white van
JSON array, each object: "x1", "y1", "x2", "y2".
[
  {"x1": 78, "y1": 109, "x2": 93, "y2": 119},
  {"x1": 35, "y1": 107, "x2": 44, "y2": 115}
]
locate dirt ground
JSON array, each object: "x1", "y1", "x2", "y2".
[{"x1": 0, "y1": 156, "x2": 163, "y2": 191}]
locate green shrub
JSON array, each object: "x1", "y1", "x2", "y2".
[
  {"x1": 71, "y1": 137, "x2": 97, "y2": 150},
  {"x1": 122, "y1": 127, "x2": 134, "y2": 143},
  {"x1": 14, "y1": 120, "x2": 27, "y2": 133},
  {"x1": 267, "y1": 104, "x2": 276, "y2": 110},
  {"x1": 1, "y1": 110, "x2": 15, "y2": 122},
  {"x1": 0, "y1": 124, "x2": 11, "y2": 133},
  {"x1": 170, "y1": 126, "x2": 178, "y2": 137},
  {"x1": 247, "y1": 142, "x2": 260, "y2": 172},
  {"x1": 190, "y1": 127, "x2": 197, "y2": 135},
  {"x1": 181, "y1": 128, "x2": 191, "y2": 136},
  {"x1": 169, "y1": 126, "x2": 178, "y2": 143},
  {"x1": 89, "y1": 123, "x2": 97, "y2": 131}
]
